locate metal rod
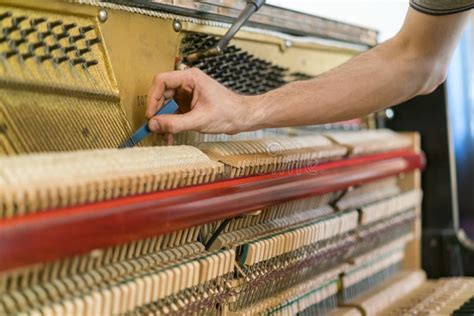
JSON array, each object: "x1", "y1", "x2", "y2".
[
  {"x1": 184, "y1": 0, "x2": 265, "y2": 63},
  {"x1": 205, "y1": 218, "x2": 232, "y2": 250}
]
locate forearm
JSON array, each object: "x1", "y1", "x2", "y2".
[
  {"x1": 247, "y1": 38, "x2": 436, "y2": 130},
  {"x1": 146, "y1": 9, "x2": 469, "y2": 136},
  {"x1": 244, "y1": 9, "x2": 470, "y2": 131}
]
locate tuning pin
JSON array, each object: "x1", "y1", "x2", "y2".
[
  {"x1": 20, "y1": 27, "x2": 36, "y2": 38},
  {"x1": 12, "y1": 16, "x2": 27, "y2": 26},
  {"x1": 4, "y1": 49, "x2": 18, "y2": 58},
  {"x1": 30, "y1": 17, "x2": 46, "y2": 26},
  {"x1": 12, "y1": 37, "x2": 27, "y2": 46},
  {"x1": 76, "y1": 47, "x2": 90, "y2": 56},
  {"x1": 63, "y1": 23, "x2": 76, "y2": 31},
  {"x1": 83, "y1": 59, "x2": 98, "y2": 68},
  {"x1": 21, "y1": 51, "x2": 34, "y2": 60},
  {"x1": 54, "y1": 31, "x2": 69, "y2": 41},
  {"x1": 63, "y1": 45, "x2": 76, "y2": 53},
  {"x1": 0, "y1": 11, "x2": 12, "y2": 21},
  {"x1": 85, "y1": 37, "x2": 100, "y2": 46},
  {"x1": 70, "y1": 57, "x2": 85, "y2": 65},
  {"x1": 38, "y1": 30, "x2": 52, "y2": 41},
  {"x1": 29, "y1": 41, "x2": 45, "y2": 51},
  {"x1": 69, "y1": 34, "x2": 84, "y2": 43},
  {"x1": 47, "y1": 20, "x2": 63, "y2": 30},
  {"x1": 47, "y1": 43, "x2": 61, "y2": 53},
  {"x1": 3, "y1": 25, "x2": 18, "y2": 35},
  {"x1": 38, "y1": 54, "x2": 53, "y2": 62},
  {"x1": 79, "y1": 25, "x2": 94, "y2": 34},
  {"x1": 54, "y1": 55, "x2": 69, "y2": 64}
]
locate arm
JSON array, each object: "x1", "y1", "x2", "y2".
[{"x1": 146, "y1": 8, "x2": 470, "y2": 135}]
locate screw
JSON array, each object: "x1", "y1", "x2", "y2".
[
  {"x1": 385, "y1": 108, "x2": 395, "y2": 120},
  {"x1": 284, "y1": 40, "x2": 292, "y2": 49},
  {"x1": 98, "y1": 9, "x2": 108, "y2": 23},
  {"x1": 173, "y1": 20, "x2": 182, "y2": 32}
]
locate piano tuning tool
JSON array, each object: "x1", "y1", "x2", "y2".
[
  {"x1": 0, "y1": 1, "x2": 472, "y2": 316},
  {"x1": 119, "y1": 99, "x2": 179, "y2": 148},
  {"x1": 182, "y1": 0, "x2": 266, "y2": 64}
]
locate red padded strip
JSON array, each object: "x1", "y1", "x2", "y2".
[{"x1": 0, "y1": 149, "x2": 424, "y2": 272}]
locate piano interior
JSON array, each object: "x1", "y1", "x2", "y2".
[{"x1": 0, "y1": 0, "x2": 472, "y2": 315}]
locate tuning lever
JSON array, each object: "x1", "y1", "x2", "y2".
[{"x1": 184, "y1": 0, "x2": 265, "y2": 64}]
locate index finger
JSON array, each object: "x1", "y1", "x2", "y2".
[{"x1": 146, "y1": 70, "x2": 195, "y2": 118}]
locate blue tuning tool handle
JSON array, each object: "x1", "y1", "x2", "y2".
[{"x1": 119, "y1": 99, "x2": 179, "y2": 148}]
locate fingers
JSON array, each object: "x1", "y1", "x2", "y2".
[
  {"x1": 146, "y1": 69, "x2": 197, "y2": 118},
  {"x1": 163, "y1": 133, "x2": 174, "y2": 145},
  {"x1": 148, "y1": 112, "x2": 200, "y2": 134},
  {"x1": 163, "y1": 89, "x2": 175, "y2": 99}
]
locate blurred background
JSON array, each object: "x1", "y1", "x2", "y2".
[{"x1": 267, "y1": 0, "x2": 409, "y2": 41}]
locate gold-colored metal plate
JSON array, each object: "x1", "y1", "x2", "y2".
[
  {"x1": 180, "y1": 22, "x2": 360, "y2": 76},
  {"x1": 0, "y1": 0, "x2": 370, "y2": 154},
  {"x1": 98, "y1": 8, "x2": 180, "y2": 146}
]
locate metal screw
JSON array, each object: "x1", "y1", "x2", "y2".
[
  {"x1": 173, "y1": 20, "x2": 182, "y2": 32},
  {"x1": 98, "y1": 9, "x2": 108, "y2": 23},
  {"x1": 284, "y1": 40, "x2": 292, "y2": 49},
  {"x1": 385, "y1": 108, "x2": 395, "y2": 120}
]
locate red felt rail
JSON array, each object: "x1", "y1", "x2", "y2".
[{"x1": 0, "y1": 149, "x2": 424, "y2": 272}]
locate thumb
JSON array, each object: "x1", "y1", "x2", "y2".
[{"x1": 148, "y1": 112, "x2": 199, "y2": 134}]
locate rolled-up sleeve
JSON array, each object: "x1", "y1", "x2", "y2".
[{"x1": 410, "y1": 0, "x2": 473, "y2": 15}]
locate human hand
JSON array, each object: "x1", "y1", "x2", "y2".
[{"x1": 146, "y1": 68, "x2": 257, "y2": 138}]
